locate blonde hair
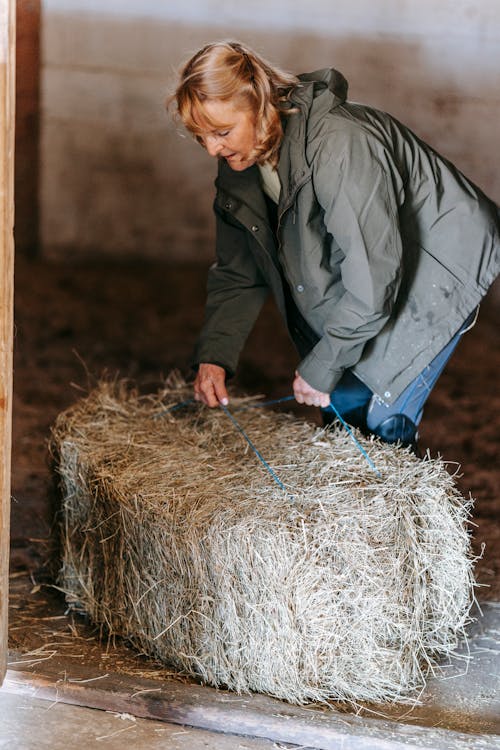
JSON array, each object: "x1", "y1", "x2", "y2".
[{"x1": 171, "y1": 41, "x2": 299, "y2": 166}]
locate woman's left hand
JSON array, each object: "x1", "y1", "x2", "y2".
[{"x1": 293, "y1": 372, "x2": 330, "y2": 408}]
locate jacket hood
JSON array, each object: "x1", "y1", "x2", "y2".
[
  {"x1": 274, "y1": 68, "x2": 348, "y2": 200},
  {"x1": 297, "y1": 68, "x2": 348, "y2": 107}
]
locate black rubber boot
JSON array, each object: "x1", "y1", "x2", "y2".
[{"x1": 372, "y1": 414, "x2": 418, "y2": 449}]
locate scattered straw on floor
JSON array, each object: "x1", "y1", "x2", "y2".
[{"x1": 51, "y1": 376, "x2": 477, "y2": 705}]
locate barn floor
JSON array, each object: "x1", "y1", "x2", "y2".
[
  {"x1": 0, "y1": 687, "x2": 285, "y2": 750},
  {"x1": 2, "y1": 601, "x2": 500, "y2": 749},
  {"x1": 7, "y1": 256, "x2": 500, "y2": 747}
]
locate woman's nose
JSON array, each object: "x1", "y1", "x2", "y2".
[{"x1": 205, "y1": 135, "x2": 223, "y2": 157}]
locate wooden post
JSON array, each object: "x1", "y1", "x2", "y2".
[
  {"x1": 0, "y1": 0, "x2": 15, "y2": 686},
  {"x1": 15, "y1": 0, "x2": 40, "y2": 256}
]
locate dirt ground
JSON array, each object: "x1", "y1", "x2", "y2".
[{"x1": 8, "y1": 255, "x2": 500, "y2": 667}]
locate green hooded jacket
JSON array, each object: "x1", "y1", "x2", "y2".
[{"x1": 193, "y1": 69, "x2": 500, "y2": 403}]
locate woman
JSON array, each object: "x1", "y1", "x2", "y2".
[{"x1": 172, "y1": 41, "x2": 499, "y2": 447}]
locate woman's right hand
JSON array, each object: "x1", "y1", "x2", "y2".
[{"x1": 194, "y1": 363, "x2": 229, "y2": 407}]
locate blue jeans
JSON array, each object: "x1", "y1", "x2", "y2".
[{"x1": 322, "y1": 309, "x2": 478, "y2": 435}]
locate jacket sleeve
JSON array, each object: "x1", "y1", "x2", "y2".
[
  {"x1": 297, "y1": 129, "x2": 404, "y2": 394},
  {"x1": 193, "y1": 203, "x2": 270, "y2": 375}
]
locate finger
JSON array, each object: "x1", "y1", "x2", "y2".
[
  {"x1": 201, "y1": 366, "x2": 228, "y2": 406},
  {"x1": 193, "y1": 380, "x2": 203, "y2": 403},
  {"x1": 293, "y1": 382, "x2": 302, "y2": 401},
  {"x1": 213, "y1": 379, "x2": 229, "y2": 406},
  {"x1": 293, "y1": 375, "x2": 304, "y2": 403},
  {"x1": 193, "y1": 375, "x2": 203, "y2": 402},
  {"x1": 194, "y1": 384, "x2": 211, "y2": 406},
  {"x1": 194, "y1": 364, "x2": 226, "y2": 408},
  {"x1": 202, "y1": 380, "x2": 220, "y2": 408},
  {"x1": 194, "y1": 375, "x2": 218, "y2": 407},
  {"x1": 295, "y1": 385, "x2": 315, "y2": 406}
]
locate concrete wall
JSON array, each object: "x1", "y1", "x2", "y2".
[{"x1": 40, "y1": 1, "x2": 500, "y2": 261}]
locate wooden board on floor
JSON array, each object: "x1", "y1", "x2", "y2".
[{"x1": 4, "y1": 652, "x2": 499, "y2": 750}]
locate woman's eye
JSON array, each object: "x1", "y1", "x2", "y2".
[{"x1": 217, "y1": 130, "x2": 230, "y2": 137}]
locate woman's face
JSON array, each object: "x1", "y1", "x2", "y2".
[{"x1": 198, "y1": 99, "x2": 257, "y2": 171}]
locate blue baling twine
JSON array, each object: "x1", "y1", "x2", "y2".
[
  {"x1": 234, "y1": 395, "x2": 381, "y2": 478},
  {"x1": 154, "y1": 393, "x2": 381, "y2": 489},
  {"x1": 235, "y1": 395, "x2": 296, "y2": 410},
  {"x1": 153, "y1": 398, "x2": 195, "y2": 418},
  {"x1": 324, "y1": 401, "x2": 382, "y2": 478},
  {"x1": 219, "y1": 403, "x2": 290, "y2": 495},
  {"x1": 153, "y1": 394, "x2": 295, "y2": 419},
  {"x1": 154, "y1": 395, "x2": 293, "y2": 495}
]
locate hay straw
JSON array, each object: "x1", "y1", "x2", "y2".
[{"x1": 51, "y1": 375, "x2": 477, "y2": 705}]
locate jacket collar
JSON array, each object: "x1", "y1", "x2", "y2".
[
  {"x1": 215, "y1": 71, "x2": 348, "y2": 213},
  {"x1": 277, "y1": 100, "x2": 310, "y2": 210},
  {"x1": 278, "y1": 72, "x2": 347, "y2": 206},
  {"x1": 215, "y1": 161, "x2": 269, "y2": 223},
  {"x1": 215, "y1": 109, "x2": 310, "y2": 217}
]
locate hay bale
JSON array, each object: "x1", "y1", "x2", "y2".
[{"x1": 51, "y1": 377, "x2": 476, "y2": 705}]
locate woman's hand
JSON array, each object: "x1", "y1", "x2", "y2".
[
  {"x1": 194, "y1": 363, "x2": 229, "y2": 407},
  {"x1": 293, "y1": 371, "x2": 330, "y2": 408}
]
